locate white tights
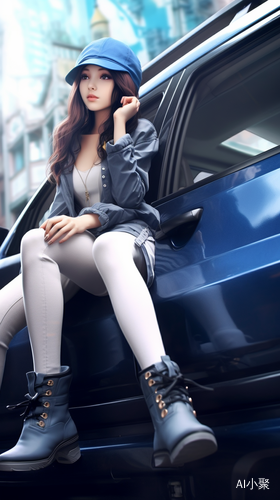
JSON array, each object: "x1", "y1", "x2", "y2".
[{"x1": 0, "y1": 228, "x2": 165, "y2": 382}]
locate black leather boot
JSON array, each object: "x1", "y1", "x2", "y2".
[
  {"x1": 139, "y1": 355, "x2": 217, "y2": 467},
  {"x1": 0, "y1": 366, "x2": 80, "y2": 471}
]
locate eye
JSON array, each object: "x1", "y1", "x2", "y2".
[
  {"x1": 81, "y1": 74, "x2": 88, "y2": 80},
  {"x1": 101, "y1": 73, "x2": 112, "y2": 80}
]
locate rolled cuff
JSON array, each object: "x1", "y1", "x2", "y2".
[
  {"x1": 106, "y1": 134, "x2": 133, "y2": 154},
  {"x1": 78, "y1": 207, "x2": 109, "y2": 232}
]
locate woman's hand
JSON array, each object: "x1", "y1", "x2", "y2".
[
  {"x1": 114, "y1": 96, "x2": 140, "y2": 123},
  {"x1": 40, "y1": 214, "x2": 100, "y2": 245},
  {"x1": 113, "y1": 96, "x2": 140, "y2": 143}
]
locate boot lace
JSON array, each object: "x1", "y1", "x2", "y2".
[
  {"x1": 6, "y1": 379, "x2": 52, "y2": 427},
  {"x1": 145, "y1": 366, "x2": 213, "y2": 418},
  {"x1": 7, "y1": 392, "x2": 41, "y2": 419}
]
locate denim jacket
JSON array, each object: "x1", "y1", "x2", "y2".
[{"x1": 48, "y1": 118, "x2": 160, "y2": 286}]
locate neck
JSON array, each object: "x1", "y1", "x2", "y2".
[{"x1": 91, "y1": 109, "x2": 111, "y2": 134}]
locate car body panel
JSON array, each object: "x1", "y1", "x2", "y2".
[{"x1": 152, "y1": 153, "x2": 280, "y2": 383}]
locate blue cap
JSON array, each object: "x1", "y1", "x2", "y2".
[{"x1": 65, "y1": 38, "x2": 142, "y2": 91}]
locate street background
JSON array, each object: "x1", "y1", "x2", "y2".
[{"x1": 0, "y1": 0, "x2": 231, "y2": 229}]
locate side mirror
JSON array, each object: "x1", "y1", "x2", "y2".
[{"x1": 0, "y1": 227, "x2": 9, "y2": 246}]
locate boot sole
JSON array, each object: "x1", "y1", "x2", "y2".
[
  {"x1": 153, "y1": 431, "x2": 217, "y2": 467},
  {"x1": 0, "y1": 435, "x2": 81, "y2": 471}
]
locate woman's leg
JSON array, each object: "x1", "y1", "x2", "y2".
[
  {"x1": 92, "y1": 231, "x2": 166, "y2": 369},
  {"x1": 0, "y1": 271, "x2": 82, "y2": 389},
  {"x1": 21, "y1": 228, "x2": 165, "y2": 373},
  {"x1": 93, "y1": 232, "x2": 217, "y2": 468},
  {"x1": 20, "y1": 228, "x2": 107, "y2": 374},
  {"x1": 0, "y1": 275, "x2": 26, "y2": 387},
  {"x1": 0, "y1": 230, "x2": 99, "y2": 471}
]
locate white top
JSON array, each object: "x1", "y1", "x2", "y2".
[{"x1": 73, "y1": 164, "x2": 102, "y2": 208}]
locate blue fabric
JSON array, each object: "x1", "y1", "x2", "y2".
[{"x1": 65, "y1": 38, "x2": 142, "y2": 91}]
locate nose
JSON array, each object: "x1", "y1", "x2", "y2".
[{"x1": 88, "y1": 77, "x2": 97, "y2": 90}]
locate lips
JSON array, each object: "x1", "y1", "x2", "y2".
[{"x1": 87, "y1": 94, "x2": 98, "y2": 100}]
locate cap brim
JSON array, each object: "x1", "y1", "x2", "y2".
[{"x1": 65, "y1": 57, "x2": 128, "y2": 85}]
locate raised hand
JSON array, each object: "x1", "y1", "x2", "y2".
[
  {"x1": 114, "y1": 96, "x2": 140, "y2": 122},
  {"x1": 113, "y1": 96, "x2": 140, "y2": 143}
]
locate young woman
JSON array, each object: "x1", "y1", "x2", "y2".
[{"x1": 0, "y1": 38, "x2": 217, "y2": 471}]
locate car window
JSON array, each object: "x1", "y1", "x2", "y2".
[
  {"x1": 4, "y1": 181, "x2": 55, "y2": 257},
  {"x1": 140, "y1": 92, "x2": 164, "y2": 124},
  {"x1": 140, "y1": 83, "x2": 171, "y2": 203},
  {"x1": 171, "y1": 26, "x2": 280, "y2": 193}
]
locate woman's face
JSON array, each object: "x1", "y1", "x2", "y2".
[{"x1": 79, "y1": 65, "x2": 115, "y2": 113}]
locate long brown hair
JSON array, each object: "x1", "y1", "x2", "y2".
[{"x1": 49, "y1": 68, "x2": 139, "y2": 183}]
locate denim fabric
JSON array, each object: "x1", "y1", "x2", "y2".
[{"x1": 48, "y1": 118, "x2": 160, "y2": 287}]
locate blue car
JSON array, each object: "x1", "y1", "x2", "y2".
[{"x1": 0, "y1": 0, "x2": 280, "y2": 498}]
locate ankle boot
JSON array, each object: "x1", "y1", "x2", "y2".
[
  {"x1": 139, "y1": 355, "x2": 217, "y2": 467},
  {"x1": 0, "y1": 366, "x2": 80, "y2": 471}
]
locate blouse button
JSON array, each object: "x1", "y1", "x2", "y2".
[
  {"x1": 103, "y1": 184, "x2": 107, "y2": 188},
  {"x1": 102, "y1": 175, "x2": 105, "y2": 179},
  {"x1": 102, "y1": 167, "x2": 105, "y2": 171}
]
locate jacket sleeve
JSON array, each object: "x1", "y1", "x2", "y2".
[
  {"x1": 78, "y1": 119, "x2": 160, "y2": 234},
  {"x1": 78, "y1": 202, "x2": 138, "y2": 236},
  {"x1": 48, "y1": 182, "x2": 69, "y2": 218},
  {"x1": 105, "y1": 119, "x2": 158, "y2": 208}
]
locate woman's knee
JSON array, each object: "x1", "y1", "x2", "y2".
[
  {"x1": 93, "y1": 232, "x2": 133, "y2": 265},
  {"x1": 21, "y1": 228, "x2": 44, "y2": 254},
  {"x1": 92, "y1": 232, "x2": 143, "y2": 280},
  {"x1": 21, "y1": 228, "x2": 45, "y2": 266},
  {"x1": 0, "y1": 275, "x2": 26, "y2": 348},
  {"x1": 92, "y1": 233, "x2": 113, "y2": 269}
]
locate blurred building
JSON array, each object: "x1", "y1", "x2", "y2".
[
  {"x1": 3, "y1": 43, "x2": 82, "y2": 224},
  {"x1": 0, "y1": 0, "x2": 231, "y2": 228},
  {"x1": 1, "y1": 0, "x2": 90, "y2": 227}
]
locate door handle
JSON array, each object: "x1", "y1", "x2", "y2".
[{"x1": 155, "y1": 208, "x2": 203, "y2": 240}]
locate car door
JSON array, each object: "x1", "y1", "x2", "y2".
[{"x1": 149, "y1": 13, "x2": 280, "y2": 418}]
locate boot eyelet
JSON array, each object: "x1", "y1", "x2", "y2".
[
  {"x1": 45, "y1": 390, "x2": 52, "y2": 396},
  {"x1": 41, "y1": 413, "x2": 48, "y2": 419},
  {"x1": 156, "y1": 394, "x2": 162, "y2": 403},
  {"x1": 186, "y1": 386, "x2": 188, "y2": 390},
  {"x1": 161, "y1": 409, "x2": 168, "y2": 418},
  {"x1": 189, "y1": 397, "x2": 192, "y2": 403},
  {"x1": 43, "y1": 401, "x2": 50, "y2": 408},
  {"x1": 47, "y1": 380, "x2": 54, "y2": 386},
  {"x1": 145, "y1": 371, "x2": 151, "y2": 380},
  {"x1": 193, "y1": 410, "x2": 197, "y2": 417},
  {"x1": 37, "y1": 420, "x2": 45, "y2": 428},
  {"x1": 148, "y1": 379, "x2": 155, "y2": 387},
  {"x1": 158, "y1": 401, "x2": 165, "y2": 410}
]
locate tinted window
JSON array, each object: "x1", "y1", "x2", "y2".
[{"x1": 173, "y1": 29, "x2": 280, "y2": 192}]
